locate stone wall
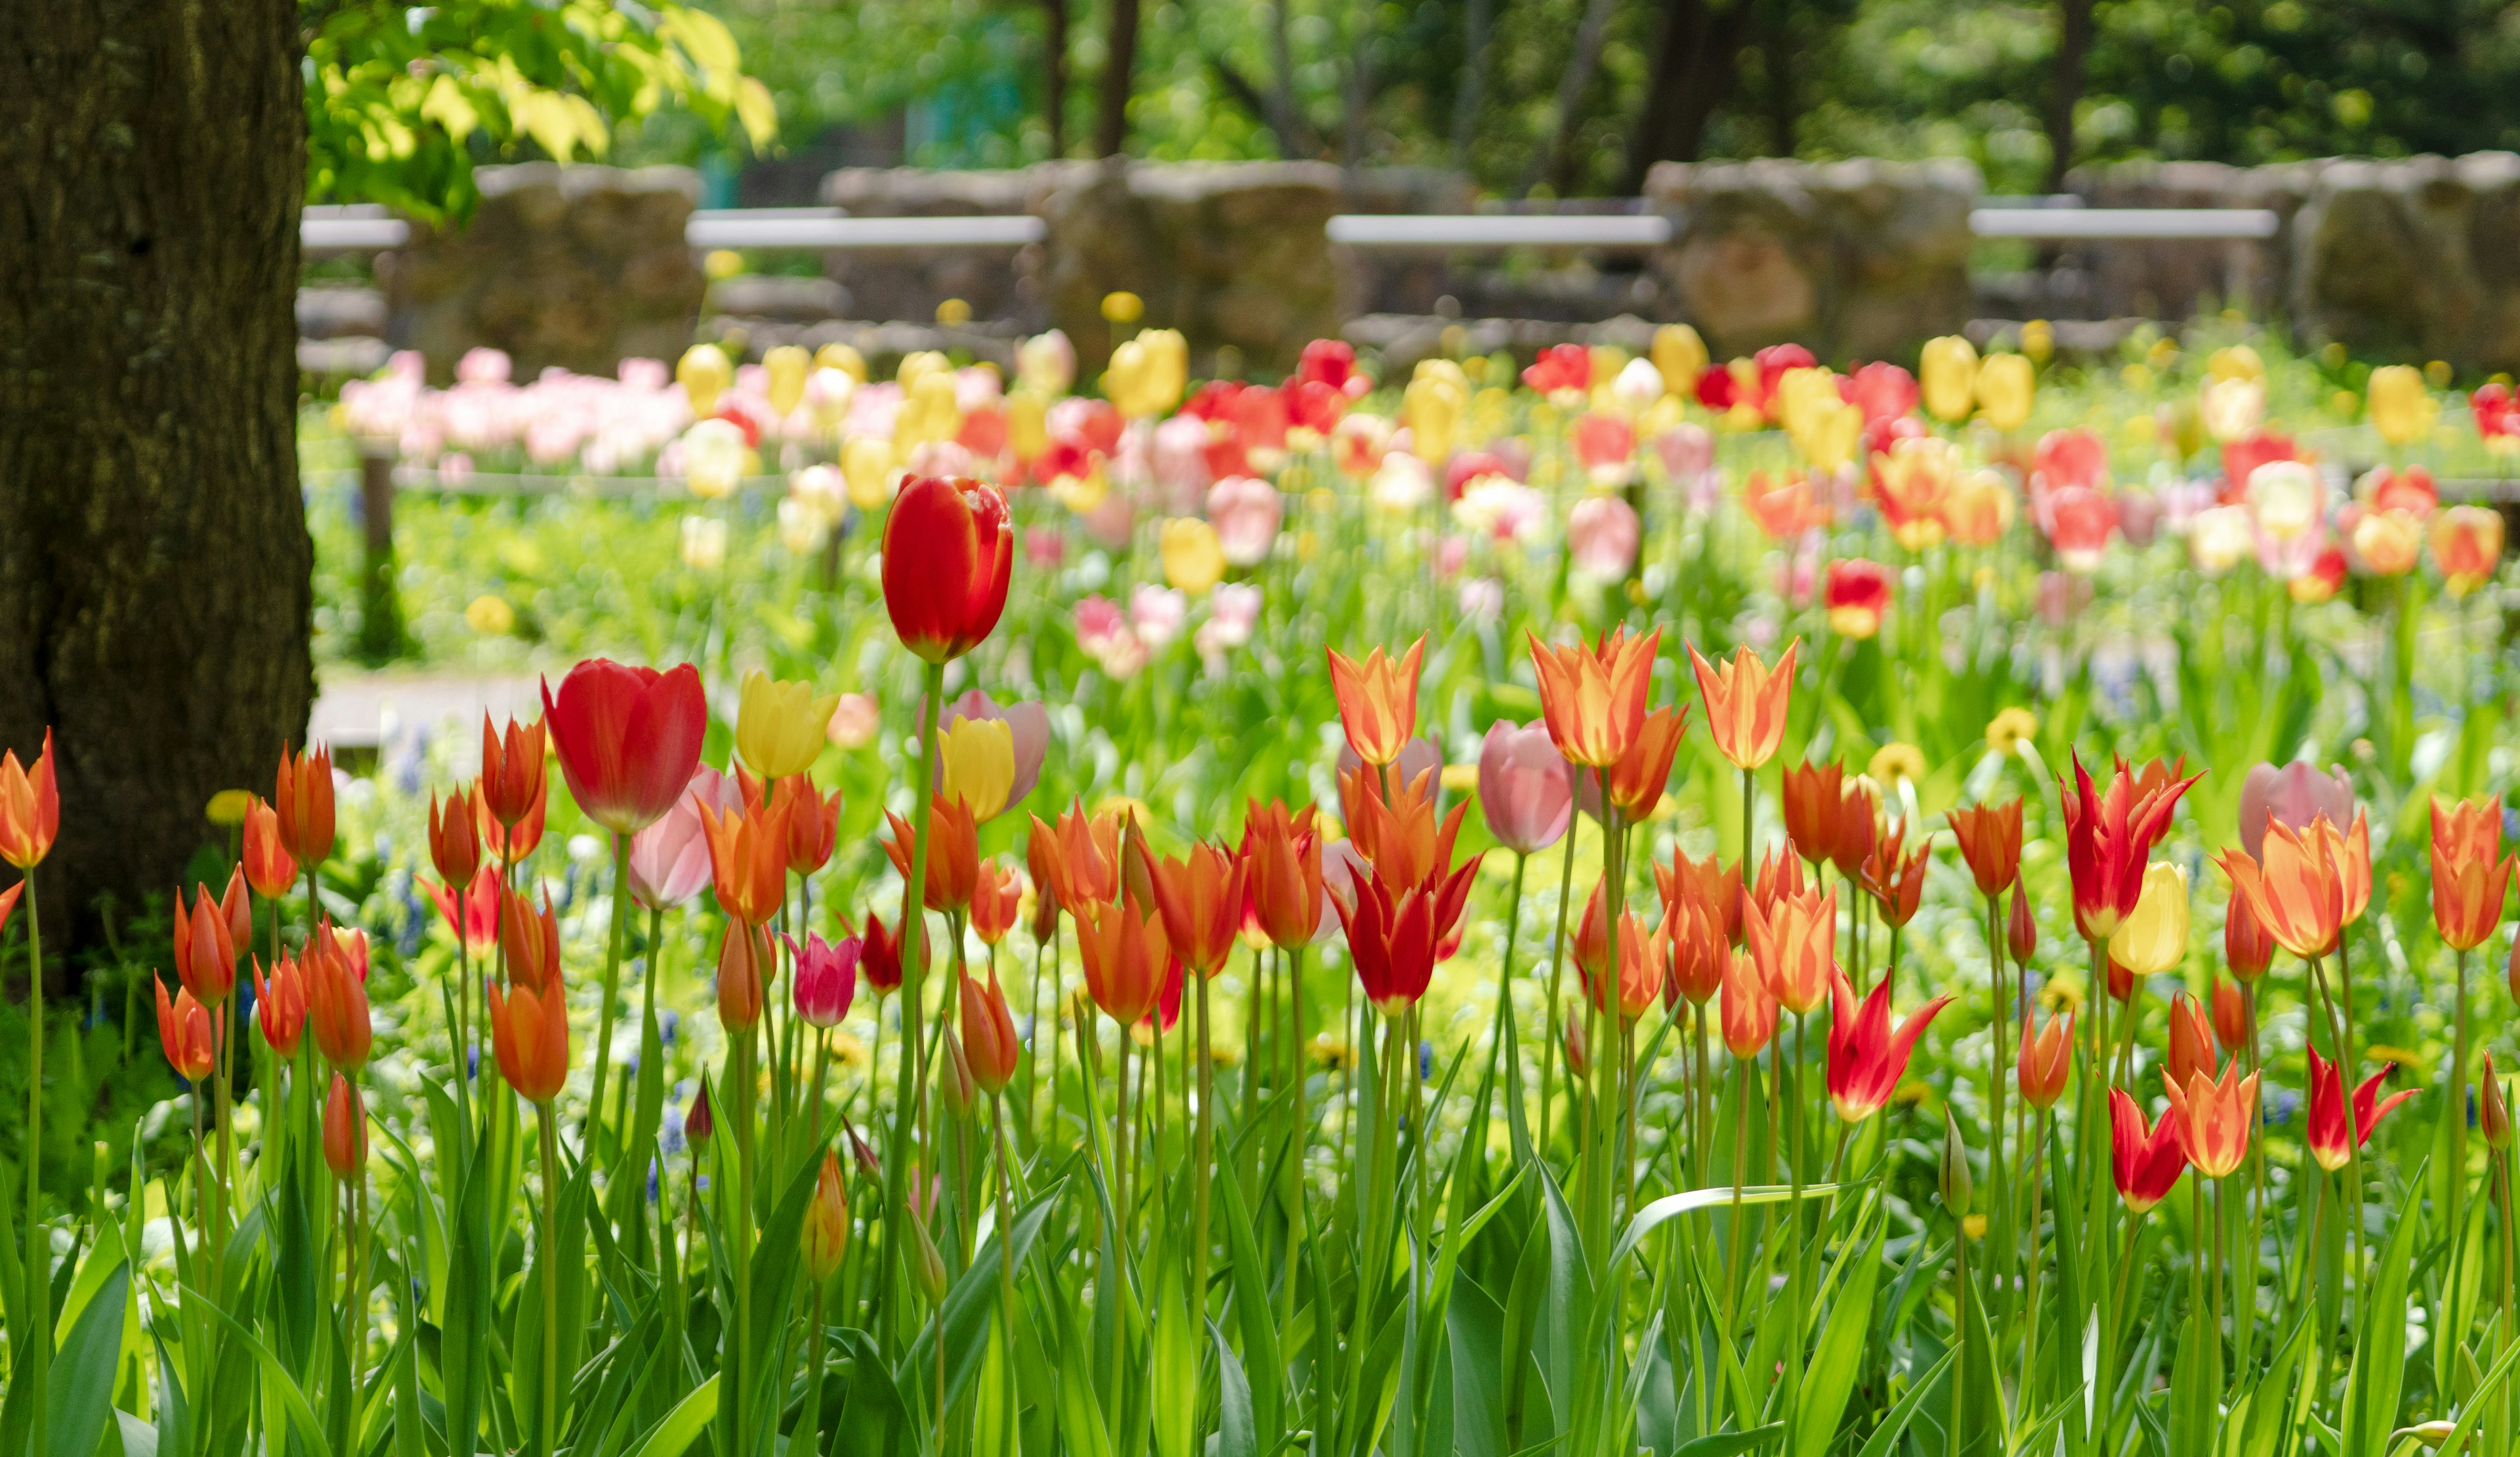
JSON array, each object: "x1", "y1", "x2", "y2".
[
  {"x1": 1642, "y1": 158, "x2": 1982, "y2": 364},
  {"x1": 2290, "y1": 153, "x2": 2520, "y2": 372},
  {"x1": 381, "y1": 164, "x2": 704, "y2": 382},
  {"x1": 2057, "y1": 161, "x2": 2316, "y2": 320}
]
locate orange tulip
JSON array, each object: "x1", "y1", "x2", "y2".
[
  {"x1": 1946, "y1": 798, "x2": 2025, "y2": 897},
  {"x1": 241, "y1": 795, "x2": 298, "y2": 900},
  {"x1": 1031, "y1": 799, "x2": 1122, "y2": 919},
  {"x1": 2018, "y1": 1009, "x2": 2073, "y2": 1109},
  {"x1": 960, "y1": 971, "x2": 1022, "y2": 1092},
  {"x1": 1240, "y1": 800, "x2": 1326, "y2": 951},
  {"x1": 1605, "y1": 704, "x2": 1690, "y2": 817},
  {"x1": 1529, "y1": 626, "x2": 1662, "y2": 767},
  {"x1": 154, "y1": 977, "x2": 216, "y2": 1082},
  {"x1": 717, "y1": 920, "x2": 771, "y2": 1030},
  {"x1": 2217, "y1": 813, "x2": 2357, "y2": 960},
  {"x1": 0, "y1": 728, "x2": 60, "y2": 869},
  {"x1": 2165, "y1": 992, "x2": 2216, "y2": 1092},
  {"x1": 705, "y1": 796, "x2": 795, "y2": 925},
  {"x1": 1562, "y1": 1011, "x2": 1589, "y2": 1079},
  {"x1": 274, "y1": 743, "x2": 337, "y2": 867},
  {"x1": 1666, "y1": 893, "x2": 1729, "y2": 1006},
  {"x1": 253, "y1": 952, "x2": 306, "y2": 1057},
  {"x1": 1148, "y1": 840, "x2": 1248, "y2": 976},
  {"x1": 2224, "y1": 886, "x2": 2274, "y2": 981},
  {"x1": 324, "y1": 1074, "x2": 367, "y2": 1179},
  {"x1": 1689, "y1": 640, "x2": 1798, "y2": 772},
  {"x1": 478, "y1": 714, "x2": 548, "y2": 830},
  {"x1": 1779, "y1": 760, "x2": 1852, "y2": 874},
  {"x1": 1327, "y1": 638, "x2": 1426, "y2": 769},
  {"x1": 883, "y1": 799, "x2": 980, "y2": 915},
  {"x1": 1078, "y1": 896, "x2": 1171, "y2": 1027},
  {"x1": 783, "y1": 782, "x2": 844, "y2": 876},
  {"x1": 1828, "y1": 780, "x2": 1881, "y2": 881},
  {"x1": 172, "y1": 870, "x2": 245, "y2": 1005},
  {"x1": 2211, "y1": 978, "x2": 2247, "y2": 1048},
  {"x1": 1746, "y1": 885, "x2": 1837, "y2": 1016},
  {"x1": 306, "y1": 928, "x2": 373, "y2": 1070},
  {"x1": 1342, "y1": 765, "x2": 1467, "y2": 892},
  {"x1": 2007, "y1": 880, "x2": 2037, "y2": 964},
  {"x1": 802, "y1": 1149, "x2": 851, "y2": 1280},
  {"x1": 971, "y1": 860, "x2": 1023, "y2": 946},
  {"x1": 2431, "y1": 794, "x2": 2513, "y2": 951},
  {"x1": 1720, "y1": 949, "x2": 1777, "y2": 1057},
  {"x1": 1746, "y1": 843, "x2": 1809, "y2": 922},
  {"x1": 476, "y1": 779, "x2": 547, "y2": 867},
  {"x1": 1857, "y1": 820, "x2": 1929, "y2": 929},
  {"x1": 1654, "y1": 847, "x2": 1742, "y2": 948},
  {"x1": 488, "y1": 961, "x2": 570, "y2": 1103},
  {"x1": 428, "y1": 787, "x2": 482, "y2": 894},
  {"x1": 501, "y1": 889, "x2": 562, "y2": 993},
  {"x1": 2161, "y1": 1061, "x2": 2259, "y2": 1179}
]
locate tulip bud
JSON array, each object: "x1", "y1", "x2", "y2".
[
  {"x1": 2007, "y1": 880, "x2": 2037, "y2": 965},
  {"x1": 1939, "y1": 1107, "x2": 1973, "y2": 1219},
  {"x1": 717, "y1": 921, "x2": 769, "y2": 1030},
  {"x1": 2485, "y1": 1053, "x2": 2513, "y2": 1152},
  {"x1": 1562, "y1": 1011, "x2": 1587, "y2": 1081},
  {"x1": 323, "y1": 1074, "x2": 366, "y2": 1181},
  {"x1": 940, "y1": 1027, "x2": 978, "y2": 1115},
  {"x1": 2510, "y1": 935, "x2": 2520, "y2": 1006},
  {"x1": 905, "y1": 1200, "x2": 950, "y2": 1306},
  {"x1": 2210, "y1": 979, "x2": 2247, "y2": 1051},
  {"x1": 686, "y1": 1080, "x2": 716, "y2": 1147},
  {"x1": 847, "y1": 1122, "x2": 881, "y2": 1180},
  {"x1": 801, "y1": 1149, "x2": 850, "y2": 1281},
  {"x1": 2225, "y1": 885, "x2": 2275, "y2": 982}
]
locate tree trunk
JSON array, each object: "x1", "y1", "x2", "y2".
[
  {"x1": 1450, "y1": 0, "x2": 1492, "y2": 167},
  {"x1": 0, "y1": 0, "x2": 314, "y2": 962},
  {"x1": 1045, "y1": 0, "x2": 1072, "y2": 158},
  {"x1": 1625, "y1": 0, "x2": 1754, "y2": 190},
  {"x1": 2045, "y1": 0, "x2": 2096, "y2": 192},
  {"x1": 1095, "y1": 0, "x2": 1141, "y2": 158},
  {"x1": 1530, "y1": 0, "x2": 1620, "y2": 195}
]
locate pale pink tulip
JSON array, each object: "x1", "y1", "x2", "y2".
[
  {"x1": 1478, "y1": 719, "x2": 1574, "y2": 855},
  {"x1": 1206, "y1": 476, "x2": 1283, "y2": 566},
  {"x1": 2238, "y1": 761, "x2": 2357, "y2": 862},
  {"x1": 1568, "y1": 495, "x2": 1642, "y2": 576}
]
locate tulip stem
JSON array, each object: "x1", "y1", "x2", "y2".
[
  {"x1": 2017, "y1": 1109, "x2": 2049, "y2": 1423},
  {"x1": 1985, "y1": 891, "x2": 2009, "y2": 1328},
  {"x1": 1539, "y1": 816, "x2": 1579, "y2": 1154},
  {"x1": 2306, "y1": 950, "x2": 2364, "y2": 1313},
  {"x1": 881, "y1": 659, "x2": 948, "y2": 1359},
  {"x1": 1484, "y1": 851, "x2": 1528, "y2": 1148},
  {"x1": 22, "y1": 874, "x2": 46, "y2": 1457},
  {"x1": 536, "y1": 1102, "x2": 561, "y2": 1457},
  {"x1": 991, "y1": 1092, "x2": 1019, "y2": 1457},
  {"x1": 2453, "y1": 948, "x2": 2472, "y2": 1283},
  {"x1": 1194, "y1": 967, "x2": 1213, "y2": 1346},
  {"x1": 589, "y1": 832, "x2": 634, "y2": 1166}
]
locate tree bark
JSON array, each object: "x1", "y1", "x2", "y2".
[
  {"x1": 2045, "y1": 0, "x2": 2097, "y2": 192},
  {"x1": 1095, "y1": 0, "x2": 1141, "y2": 158},
  {"x1": 0, "y1": 0, "x2": 314, "y2": 960},
  {"x1": 1625, "y1": 0, "x2": 1754, "y2": 190},
  {"x1": 1045, "y1": 0, "x2": 1072, "y2": 158},
  {"x1": 1530, "y1": 0, "x2": 1620, "y2": 195}
]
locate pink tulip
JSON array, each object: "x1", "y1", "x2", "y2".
[
  {"x1": 1842, "y1": 362, "x2": 1918, "y2": 428},
  {"x1": 1152, "y1": 414, "x2": 1213, "y2": 510},
  {"x1": 628, "y1": 766, "x2": 735, "y2": 910},
  {"x1": 2238, "y1": 761, "x2": 2357, "y2": 862},
  {"x1": 2045, "y1": 486, "x2": 2116, "y2": 573},
  {"x1": 786, "y1": 932, "x2": 861, "y2": 1028},
  {"x1": 1477, "y1": 719, "x2": 1574, "y2": 855},
  {"x1": 1570, "y1": 413, "x2": 1637, "y2": 484},
  {"x1": 1568, "y1": 495, "x2": 1642, "y2": 576},
  {"x1": 1654, "y1": 422, "x2": 1714, "y2": 481},
  {"x1": 1206, "y1": 476, "x2": 1283, "y2": 566}
]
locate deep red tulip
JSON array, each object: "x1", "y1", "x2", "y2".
[
  {"x1": 2007, "y1": 881, "x2": 2037, "y2": 964},
  {"x1": 860, "y1": 908, "x2": 906, "y2": 996},
  {"x1": 2305, "y1": 1046, "x2": 2415, "y2": 1172},
  {"x1": 1824, "y1": 971, "x2": 1951, "y2": 1121},
  {"x1": 882, "y1": 475, "x2": 1013, "y2": 663},
  {"x1": 2060, "y1": 753, "x2": 2198, "y2": 942},
  {"x1": 542, "y1": 659, "x2": 708, "y2": 835},
  {"x1": 2110, "y1": 1088, "x2": 2187, "y2": 1213}
]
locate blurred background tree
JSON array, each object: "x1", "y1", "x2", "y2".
[{"x1": 669, "y1": 0, "x2": 2520, "y2": 200}]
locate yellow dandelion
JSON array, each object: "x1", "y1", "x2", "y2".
[
  {"x1": 1986, "y1": 707, "x2": 2039, "y2": 758},
  {"x1": 466, "y1": 595, "x2": 516, "y2": 635},
  {"x1": 1869, "y1": 742, "x2": 1927, "y2": 788},
  {"x1": 205, "y1": 790, "x2": 253, "y2": 826}
]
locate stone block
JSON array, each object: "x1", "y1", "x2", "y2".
[{"x1": 2291, "y1": 152, "x2": 2520, "y2": 371}]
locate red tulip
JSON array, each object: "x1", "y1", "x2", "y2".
[
  {"x1": 324, "y1": 1074, "x2": 368, "y2": 1180},
  {"x1": 2109, "y1": 1089, "x2": 2187, "y2": 1214},
  {"x1": 426, "y1": 868, "x2": 500, "y2": 959},
  {"x1": 1824, "y1": 971, "x2": 1951, "y2": 1121},
  {"x1": 960, "y1": 971, "x2": 1022, "y2": 1093},
  {"x1": 541, "y1": 659, "x2": 708, "y2": 835},
  {"x1": 2060, "y1": 753, "x2": 2198, "y2": 942},
  {"x1": 2305, "y1": 1047, "x2": 2415, "y2": 1173},
  {"x1": 478, "y1": 713, "x2": 548, "y2": 831},
  {"x1": 2007, "y1": 880, "x2": 2037, "y2": 964},
  {"x1": 860, "y1": 909, "x2": 906, "y2": 997},
  {"x1": 882, "y1": 475, "x2": 1013, "y2": 663}
]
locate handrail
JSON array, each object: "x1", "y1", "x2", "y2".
[
  {"x1": 1326, "y1": 214, "x2": 1673, "y2": 248},
  {"x1": 1968, "y1": 207, "x2": 2280, "y2": 240}
]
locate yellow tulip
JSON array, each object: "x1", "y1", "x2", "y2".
[
  {"x1": 899, "y1": 369, "x2": 963, "y2": 452},
  {"x1": 1794, "y1": 396, "x2": 1864, "y2": 476},
  {"x1": 938, "y1": 717, "x2": 1015, "y2": 820},
  {"x1": 1160, "y1": 518, "x2": 1228, "y2": 595},
  {"x1": 2206, "y1": 344, "x2": 2264, "y2": 383},
  {"x1": 1405, "y1": 372, "x2": 1465, "y2": 464},
  {"x1": 1007, "y1": 389, "x2": 1051, "y2": 461},
  {"x1": 1772, "y1": 367, "x2": 1840, "y2": 440},
  {"x1": 1106, "y1": 329, "x2": 1188, "y2": 419},
  {"x1": 1920, "y1": 335, "x2": 1979, "y2": 423},
  {"x1": 677, "y1": 343, "x2": 734, "y2": 418},
  {"x1": 1975, "y1": 353, "x2": 2036, "y2": 432},
  {"x1": 2107, "y1": 862, "x2": 2190, "y2": 978},
  {"x1": 841, "y1": 437, "x2": 895, "y2": 511},
  {"x1": 738, "y1": 671, "x2": 841, "y2": 779},
  {"x1": 898, "y1": 349, "x2": 950, "y2": 389},
  {"x1": 814, "y1": 342, "x2": 868, "y2": 383},
  {"x1": 2368, "y1": 364, "x2": 2437, "y2": 446},
  {"x1": 1651, "y1": 324, "x2": 1708, "y2": 398},
  {"x1": 763, "y1": 345, "x2": 811, "y2": 417}
]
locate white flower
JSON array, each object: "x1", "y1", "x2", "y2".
[{"x1": 680, "y1": 418, "x2": 748, "y2": 500}]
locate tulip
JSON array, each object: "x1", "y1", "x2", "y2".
[
  {"x1": 1825, "y1": 971, "x2": 1952, "y2": 1121},
  {"x1": 1824, "y1": 559, "x2": 1893, "y2": 639},
  {"x1": 788, "y1": 933, "x2": 860, "y2": 1028},
  {"x1": 1240, "y1": 801, "x2": 1328, "y2": 950},
  {"x1": 1206, "y1": 476, "x2": 1282, "y2": 567},
  {"x1": 1078, "y1": 896, "x2": 1171, "y2": 1026},
  {"x1": 1335, "y1": 866, "x2": 1478, "y2": 1017},
  {"x1": 1477, "y1": 721, "x2": 1574, "y2": 855},
  {"x1": 1148, "y1": 841, "x2": 1247, "y2": 977},
  {"x1": 2165, "y1": 992, "x2": 2216, "y2": 1092},
  {"x1": 2433, "y1": 505, "x2": 2504, "y2": 597},
  {"x1": 939, "y1": 692, "x2": 1049, "y2": 811},
  {"x1": 1857, "y1": 822, "x2": 1930, "y2": 929},
  {"x1": 501, "y1": 889, "x2": 563, "y2": 994},
  {"x1": 324, "y1": 1074, "x2": 367, "y2": 1179},
  {"x1": 1746, "y1": 844, "x2": 1810, "y2": 922},
  {"x1": 1946, "y1": 798, "x2": 2024, "y2": 897},
  {"x1": 1327, "y1": 638, "x2": 1426, "y2": 769},
  {"x1": 971, "y1": 862, "x2": 1023, "y2": 946},
  {"x1": 960, "y1": 971, "x2": 1022, "y2": 1093},
  {"x1": 155, "y1": 979, "x2": 217, "y2": 1082},
  {"x1": 2200, "y1": 375, "x2": 2264, "y2": 444},
  {"x1": 1342, "y1": 765, "x2": 1467, "y2": 892},
  {"x1": 2109, "y1": 1089, "x2": 2187, "y2": 1213},
  {"x1": 883, "y1": 799, "x2": 980, "y2": 914},
  {"x1": 1580, "y1": 909, "x2": 1666, "y2": 1021},
  {"x1": 172, "y1": 875, "x2": 242, "y2": 1005},
  {"x1": 2238, "y1": 760, "x2": 2355, "y2": 862},
  {"x1": 677, "y1": 343, "x2": 731, "y2": 415},
  {"x1": 704, "y1": 797, "x2": 793, "y2": 926},
  {"x1": 2107, "y1": 862, "x2": 2189, "y2": 978},
  {"x1": 860, "y1": 910, "x2": 905, "y2": 998},
  {"x1": 1160, "y1": 517, "x2": 1229, "y2": 595},
  {"x1": 1605, "y1": 705, "x2": 1689, "y2": 818},
  {"x1": 479, "y1": 714, "x2": 548, "y2": 831},
  {"x1": 2007, "y1": 880, "x2": 2037, "y2": 965},
  {"x1": 2162, "y1": 1062, "x2": 2259, "y2": 1179},
  {"x1": 802, "y1": 1149, "x2": 850, "y2": 1281},
  {"x1": 1747, "y1": 886, "x2": 1837, "y2": 1016},
  {"x1": 778, "y1": 782, "x2": 842, "y2": 877},
  {"x1": 306, "y1": 930, "x2": 373, "y2": 1070},
  {"x1": 2304, "y1": 1047, "x2": 2414, "y2": 1173},
  {"x1": 1567, "y1": 495, "x2": 1642, "y2": 575},
  {"x1": 488, "y1": 959, "x2": 570, "y2": 1103},
  {"x1": 1562, "y1": 1013, "x2": 1589, "y2": 1080},
  {"x1": 627, "y1": 770, "x2": 723, "y2": 910},
  {"x1": 239, "y1": 796, "x2": 298, "y2": 901},
  {"x1": 2060, "y1": 754, "x2": 2198, "y2": 942},
  {"x1": 427, "y1": 788, "x2": 481, "y2": 897},
  {"x1": 1404, "y1": 371, "x2": 1465, "y2": 463},
  {"x1": 253, "y1": 953, "x2": 306, "y2": 1056},
  {"x1": 1689, "y1": 641, "x2": 1797, "y2": 772},
  {"x1": 540, "y1": 660, "x2": 709, "y2": 835},
  {"x1": 2367, "y1": 364, "x2": 2437, "y2": 446},
  {"x1": 734, "y1": 671, "x2": 839, "y2": 782},
  {"x1": 1872, "y1": 436, "x2": 1957, "y2": 551},
  {"x1": 2019, "y1": 1010, "x2": 2073, "y2": 1109},
  {"x1": 883, "y1": 475, "x2": 1014, "y2": 664},
  {"x1": 1719, "y1": 949, "x2": 1776, "y2": 1058},
  {"x1": 1651, "y1": 324, "x2": 1709, "y2": 396},
  {"x1": 1571, "y1": 881, "x2": 1610, "y2": 986},
  {"x1": 2352, "y1": 508, "x2": 2422, "y2": 576},
  {"x1": 0, "y1": 730, "x2": 55, "y2": 874},
  {"x1": 2485, "y1": 1053, "x2": 2513, "y2": 1151},
  {"x1": 1655, "y1": 847, "x2": 1743, "y2": 948},
  {"x1": 1779, "y1": 760, "x2": 1853, "y2": 872},
  {"x1": 1529, "y1": 626, "x2": 1662, "y2": 768},
  {"x1": 1974, "y1": 352, "x2": 2034, "y2": 431},
  {"x1": 274, "y1": 743, "x2": 336, "y2": 868},
  {"x1": 937, "y1": 716, "x2": 1017, "y2": 822},
  {"x1": 1667, "y1": 895, "x2": 1729, "y2": 1006},
  {"x1": 2431, "y1": 794, "x2": 2513, "y2": 950},
  {"x1": 1032, "y1": 801, "x2": 1122, "y2": 919},
  {"x1": 1919, "y1": 336, "x2": 1979, "y2": 422},
  {"x1": 2218, "y1": 813, "x2": 2362, "y2": 960}
]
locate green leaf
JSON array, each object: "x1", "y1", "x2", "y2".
[
  {"x1": 189, "y1": 1282, "x2": 336, "y2": 1457},
  {"x1": 1790, "y1": 1206, "x2": 1885, "y2": 1456},
  {"x1": 1852, "y1": 1349, "x2": 1958, "y2": 1457},
  {"x1": 621, "y1": 1373, "x2": 719, "y2": 1457},
  {"x1": 2343, "y1": 1162, "x2": 2427, "y2": 1457},
  {"x1": 47, "y1": 1262, "x2": 127, "y2": 1457},
  {"x1": 1214, "y1": 1158, "x2": 1285, "y2": 1452},
  {"x1": 1674, "y1": 1421, "x2": 1785, "y2": 1457},
  {"x1": 1211, "y1": 1319, "x2": 1257, "y2": 1457}
]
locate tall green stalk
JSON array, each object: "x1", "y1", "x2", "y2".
[
  {"x1": 586, "y1": 832, "x2": 635, "y2": 1161},
  {"x1": 22, "y1": 875, "x2": 46, "y2": 1457},
  {"x1": 880, "y1": 660, "x2": 948, "y2": 1357}
]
